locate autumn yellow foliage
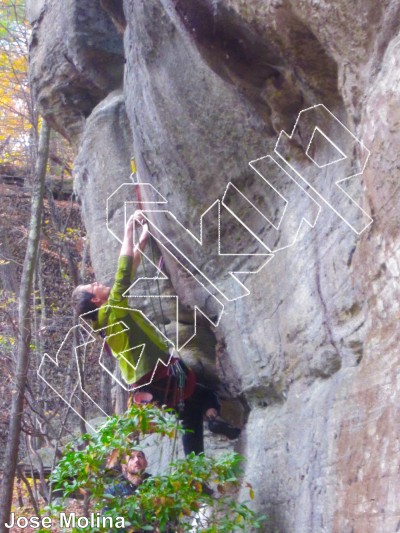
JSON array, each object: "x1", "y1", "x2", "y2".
[{"x1": 0, "y1": 1, "x2": 32, "y2": 166}]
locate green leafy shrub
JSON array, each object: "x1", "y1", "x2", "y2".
[{"x1": 49, "y1": 404, "x2": 266, "y2": 532}]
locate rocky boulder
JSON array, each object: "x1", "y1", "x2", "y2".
[{"x1": 29, "y1": 0, "x2": 125, "y2": 144}]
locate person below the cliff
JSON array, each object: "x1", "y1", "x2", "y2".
[
  {"x1": 103, "y1": 449, "x2": 153, "y2": 532},
  {"x1": 104, "y1": 449, "x2": 177, "y2": 533},
  {"x1": 105, "y1": 449, "x2": 150, "y2": 498},
  {"x1": 71, "y1": 211, "x2": 240, "y2": 455}
]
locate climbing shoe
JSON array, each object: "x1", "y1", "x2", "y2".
[{"x1": 207, "y1": 416, "x2": 241, "y2": 440}]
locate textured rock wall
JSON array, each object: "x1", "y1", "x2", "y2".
[
  {"x1": 29, "y1": 0, "x2": 400, "y2": 531},
  {"x1": 29, "y1": 0, "x2": 124, "y2": 143}
]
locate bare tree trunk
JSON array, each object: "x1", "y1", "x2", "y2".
[
  {"x1": 100, "y1": 350, "x2": 114, "y2": 415},
  {"x1": 27, "y1": 436, "x2": 49, "y2": 503},
  {"x1": 45, "y1": 185, "x2": 80, "y2": 285},
  {"x1": 35, "y1": 250, "x2": 48, "y2": 437},
  {"x1": 0, "y1": 240, "x2": 18, "y2": 294},
  {"x1": 74, "y1": 323, "x2": 88, "y2": 435},
  {"x1": 16, "y1": 467, "x2": 40, "y2": 517},
  {"x1": 0, "y1": 120, "x2": 50, "y2": 532},
  {"x1": 115, "y1": 366, "x2": 129, "y2": 414}
]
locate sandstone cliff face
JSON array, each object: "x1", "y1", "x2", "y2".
[
  {"x1": 29, "y1": 0, "x2": 124, "y2": 142},
  {"x1": 29, "y1": 1, "x2": 400, "y2": 531}
]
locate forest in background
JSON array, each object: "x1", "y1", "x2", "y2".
[{"x1": 0, "y1": 0, "x2": 97, "y2": 525}]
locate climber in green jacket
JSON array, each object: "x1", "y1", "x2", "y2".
[
  {"x1": 73, "y1": 211, "x2": 170, "y2": 384},
  {"x1": 72, "y1": 211, "x2": 241, "y2": 455}
]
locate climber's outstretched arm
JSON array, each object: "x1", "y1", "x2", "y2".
[
  {"x1": 132, "y1": 217, "x2": 149, "y2": 272},
  {"x1": 119, "y1": 210, "x2": 149, "y2": 274}
]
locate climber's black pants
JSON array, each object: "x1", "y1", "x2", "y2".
[
  {"x1": 143, "y1": 381, "x2": 220, "y2": 455},
  {"x1": 180, "y1": 383, "x2": 220, "y2": 455}
]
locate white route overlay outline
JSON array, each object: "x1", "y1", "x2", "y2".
[
  {"x1": 135, "y1": 204, "x2": 273, "y2": 302},
  {"x1": 275, "y1": 103, "x2": 372, "y2": 235},
  {"x1": 37, "y1": 323, "x2": 108, "y2": 432},
  {"x1": 222, "y1": 154, "x2": 321, "y2": 254},
  {"x1": 37, "y1": 103, "x2": 373, "y2": 431}
]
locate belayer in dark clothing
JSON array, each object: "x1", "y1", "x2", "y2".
[
  {"x1": 72, "y1": 211, "x2": 240, "y2": 455},
  {"x1": 105, "y1": 449, "x2": 150, "y2": 499},
  {"x1": 103, "y1": 449, "x2": 152, "y2": 533}
]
